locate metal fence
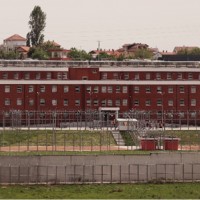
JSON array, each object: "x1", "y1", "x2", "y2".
[
  {"x1": 0, "y1": 163, "x2": 200, "y2": 184},
  {"x1": 0, "y1": 110, "x2": 200, "y2": 153},
  {"x1": 1, "y1": 110, "x2": 200, "y2": 130}
]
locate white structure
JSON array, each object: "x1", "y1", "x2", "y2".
[
  {"x1": 3, "y1": 34, "x2": 26, "y2": 50},
  {"x1": 117, "y1": 118, "x2": 137, "y2": 131}
]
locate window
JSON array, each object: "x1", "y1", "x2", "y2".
[
  {"x1": 5, "y1": 85, "x2": 10, "y2": 93},
  {"x1": 179, "y1": 112, "x2": 185, "y2": 118},
  {"x1": 40, "y1": 99, "x2": 45, "y2": 106},
  {"x1": 179, "y1": 86, "x2": 184, "y2": 93},
  {"x1": 3, "y1": 73, "x2": 8, "y2": 79},
  {"x1": 75, "y1": 99, "x2": 80, "y2": 106},
  {"x1": 122, "y1": 99, "x2": 128, "y2": 106},
  {"x1": 40, "y1": 86, "x2": 45, "y2": 93},
  {"x1": 17, "y1": 85, "x2": 22, "y2": 93},
  {"x1": 180, "y1": 99, "x2": 185, "y2": 106},
  {"x1": 168, "y1": 100, "x2": 173, "y2": 106},
  {"x1": 101, "y1": 99, "x2": 106, "y2": 107},
  {"x1": 64, "y1": 86, "x2": 69, "y2": 93},
  {"x1": 113, "y1": 73, "x2": 119, "y2": 79},
  {"x1": 63, "y1": 72, "x2": 68, "y2": 80},
  {"x1": 146, "y1": 86, "x2": 151, "y2": 93},
  {"x1": 188, "y1": 73, "x2": 193, "y2": 80},
  {"x1": 157, "y1": 99, "x2": 162, "y2": 106},
  {"x1": 36, "y1": 73, "x2": 41, "y2": 80},
  {"x1": 82, "y1": 76, "x2": 88, "y2": 80},
  {"x1": 102, "y1": 72, "x2": 107, "y2": 80},
  {"x1": 115, "y1": 99, "x2": 120, "y2": 106},
  {"x1": 124, "y1": 73, "x2": 129, "y2": 80},
  {"x1": 156, "y1": 73, "x2": 161, "y2": 80},
  {"x1": 134, "y1": 73, "x2": 139, "y2": 80},
  {"x1": 29, "y1": 99, "x2": 34, "y2": 106},
  {"x1": 64, "y1": 99, "x2": 68, "y2": 106},
  {"x1": 93, "y1": 100, "x2": 99, "y2": 106},
  {"x1": 107, "y1": 100, "x2": 112, "y2": 106},
  {"x1": 191, "y1": 86, "x2": 196, "y2": 93},
  {"x1": 116, "y1": 86, "x2": 121, "y2": 93},
  {"x1": 24, "y1": 73, "x2": 30, "y2": 80},
  {"x1": 28, "y1": 85, "x2": 34, "y2": 93},
  {"x1": 5, "y1": 98, "x2": 10, "y2": 106},
  {"x1": 17, "y1": 99, "x2": 22, "y2": 106},
  {"x1": 177, "y1": 73, "x2": 182, "y2": 80},
  {"x1": 101, "y1": 86, "x2": 106, "y2": 93},
  {"x1": 46, "y1": 72, "x2": 52, "y2": 80},
  {"x1": 57, "y1": 72, "x2": 62, "y2": 80},
  {"x1": 52, "y1": 99, "x2": 57, "y2": 106},
  {"x1": 75, "y1": 86, "x2": 80, "y2": 92},
  {"x1": 86, "y1": 99, "x2": 91, "y2": 106},
  {"x1": 52, "y1": 85, "x2": 57, "y2": 93},
  {"x1": 93, "y1": 86, "x2": 99, "y2": 93},
  {"x1": 134, "y1": 86, "x2": 139, "y2": 93},
  {"x1": 134, "y1": 100, "x2": 139, "y2": 106},
  {"x1": 167, "y1": 73, "x2": 172, "y2": 80},
  {"x1": 191, "y1": 99, "x2": 196, "y2": 106},
  {"x1": 14, "y1": 73, "x2": 19, "y2": 79},
  {"x1": 146, "y1": 73, "x2": 151, "y2": 80},
  {"x1": 145, "y1": 100, "x2": 151, "y2": 106},
  {"x1": 108, "y1": 86, "x2": 113, "y2": 93},
  {"x1": 86, "y1": 86, "x2": 91, "y2": 93},
  {"x1": 168, "y1": 87, "x2": 173, "y2": 93},
  {"x1": 122, "y1": 86, "x2": 127, "y2": 93},
  {"x1": 157, "y1": 86, "x2": 162, "y2": 93}
]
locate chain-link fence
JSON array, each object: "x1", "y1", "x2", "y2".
[
  {"x1": 0, "y1": 110, "x2": 200, "y2": 153},
  {"x1": 0, "y1": 163, "x2": 200, "y2": 184}
]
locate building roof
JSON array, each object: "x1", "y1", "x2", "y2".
[
  {"x1": 4, "y1": 34, "x2": 26, "y2": 41},
  {"x1": 173, "y1": 46, "x2": 199, "y2": 53},
  {"x1": 44, "y1": 40, "x2": 61, "y2": 47},
  {"x1": 16, "y1": 46, "x2": 30, "y2": 52}
]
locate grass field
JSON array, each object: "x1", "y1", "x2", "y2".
[{"x1": 0, "y1": 183, "x2": 200, "y2": 199}]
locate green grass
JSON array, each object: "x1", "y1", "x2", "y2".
[
  {"x1": 0, "y1": 183, "x2": 200, "y2": 199},
  {"x1": 0, "y1": 130, "x2": 116, "y2": 147},
  {"x1": 147, "y1": 130, "x2": 200, "y2": 145}
]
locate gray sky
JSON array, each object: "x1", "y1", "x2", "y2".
[{"x1": 1, "y1": 0, "x2": 200, "y2": 51}]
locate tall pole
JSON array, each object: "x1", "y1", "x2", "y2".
[{"x1": 97, "y1": 41, "x2": 101, "y2": 61}]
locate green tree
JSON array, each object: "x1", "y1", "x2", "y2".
[
  {"x1": 28, "y1": 47, "x2": 49, "y2": 60},
  {"x1": 68, "y1": 48, "x2": 91, "y2": 60},
  {"x1": 0, "y1": 50, "x2": 19, "y2": 59},
  {"x1": 134, "y1": 49, "x2": 153, "y2": 59},
  {"x1": 27, "y1": 6, "x2": 46, "y2": 47}
]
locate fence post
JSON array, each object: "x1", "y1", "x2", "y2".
[
  {"x1": 92, "y1": 165, "x2": 95, "y2": 183},
  {"x1": 119, "y1": 165, "x2": 122, "y2": 183},
  {"x1": 128, "y1": 164, "x2": 131, "y2": 183},
  {"x1": 182, "y1": 164, "x2": 185, "y2": 182},
  {"x1": 65, "y1": 165, "x2": 67, "y2": 184},
  {"x1": 101, "y1": 165, "x2": 103, "y2": 183},
  {"x1": 9, "y1": 164, "x2": 11, "y2": 185},
  {"x1": 173, "y1": 164, "x2": 176, "y2": 182},
  {"x1": 46, "y1": 165, "x2": 48, "y2": 184},
  {"x1": 0, "y1": 164, "x2": 1, "y2": 185},
  {"x1": 155, "y1": 164, "x2": 157, "y2": 182},
  {"x1": 137, "y1": 164, "x2": 139, "y2": 182},
  {"x1": 28, "y1": 165, "x2": 30, "y2": 185},
  {"x1": 55, "y1": 166, "x2": 58, "y2": 184},
  {"x1": 82, "y1": 164, "x2": 85, "y2": 184},
  {"x1": 36, "y1": 164, "x2": 39, "y2": 184},
  {"x1": 18, "y1": 165, "x2": 20, "y2": 184},
  {"x1": 146, "y1": 164, "x2": 149, "y2": 182},
  {"x1": 73, "y1": 165, "x2": 76, "y2": 184},
  {"x1": 110, "y1": 165, "x2": 112, "y2": 183},
  {"x1": 192, "y1": 163, "x2": 194, "y2": 182}
]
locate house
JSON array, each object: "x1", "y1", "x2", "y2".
[
  {"x1": 3, "y1": 34, "x2": 26, "y2": 51},
  {"x1": 48, "y1": 49, "x2": 71, "y2": 60},
  {"x1": 173, "y1": 46, "x2": 198, "y2": 53},
  {"x1": 89, "y1": 49, "x2": 122, "y2": 59},
  {"x1": 117, "y1": 43, "x2": 149, "y2": 57},
  {"x1": 15, "y1": 46, "x2": 30, "y2": 59}
]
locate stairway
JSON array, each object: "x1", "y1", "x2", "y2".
[{"x1": 111, "y1": 131, "x2": 125, "y2": 146}]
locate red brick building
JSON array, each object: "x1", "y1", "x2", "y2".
[{"x1": 0, "y1": 60, "x2": 199, "y2": 118}]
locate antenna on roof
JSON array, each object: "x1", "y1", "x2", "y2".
[{"x1": 97, "y1": 40, "x2": 101, "y2": 61}]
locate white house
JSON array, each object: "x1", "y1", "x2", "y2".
[{"x1": 3, "y1": 34, "x2": 26, "y2": 50}]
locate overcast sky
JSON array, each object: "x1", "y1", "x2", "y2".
[{"x1": 1, "y1": 0, "x2": 200, "y2": 51}]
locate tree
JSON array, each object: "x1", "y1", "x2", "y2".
[
  {"x1": 134, "y1": 49, "x2": 153, "y2": 59},
  {"x1": 68, "y1": 48, "x2": 92, "y2": 60},
  {"x1": 27, "y1": 6, "x2": 46, "y2": 47}
]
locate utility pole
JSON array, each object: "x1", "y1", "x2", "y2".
[{"x1": 97, "y1": 40, "x2": 101, "y2": 61}]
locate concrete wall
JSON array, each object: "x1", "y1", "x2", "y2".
[{"x1": 0, "y1": 152, "x2": 200, "y2": 184}]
